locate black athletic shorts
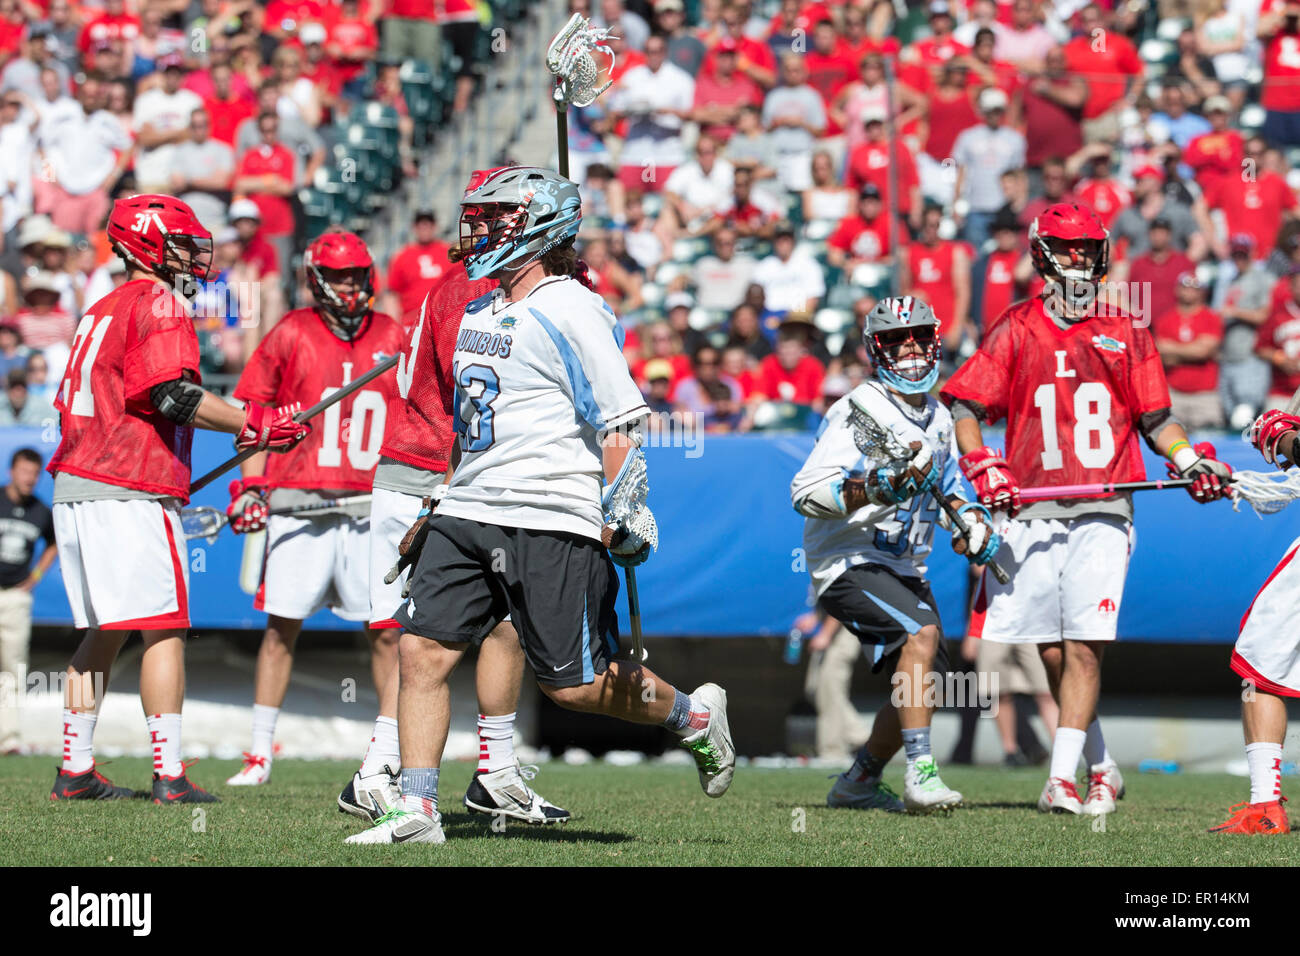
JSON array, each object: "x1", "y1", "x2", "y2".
[
  {"x1": 394, "y1": 514, "x2": 621, "y2": 688},
  {"x1": 820, "y1": 563, "x2": 947, "y2": 674}
]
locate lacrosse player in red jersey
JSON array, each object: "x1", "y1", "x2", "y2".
[
  {"x1": 349, "y1": 229, "x2": 571, "y2": 827},
  {"x1": 224, "y1": 230, "x2": 403, "y2": 788},
  {"x1": 48, "y1": 194, "x2": 309, "y2": 804},
  {"x1": 1210, "y1": 410, "x2": 1300, "y2": 835},
  {"x1": 941, "y1": 202, "x2": 1232, "y2": 817}
]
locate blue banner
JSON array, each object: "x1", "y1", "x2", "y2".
[{"x1": 8, "y1": 425, "x2": 1295, "y2": 642}]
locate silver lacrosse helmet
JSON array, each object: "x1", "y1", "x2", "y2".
[
  {"x1": 458, "y1": 166, "x2": 582, "y2": 280},
  {"x1": 864, "y1": 295, "x2": 942, "y2": 395}
]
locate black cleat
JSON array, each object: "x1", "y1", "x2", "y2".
[
  {"x1": 463, "y1": 764, "x2": 571, "y2": 825},
  {"x1": 50, "y1": 765, "x2": 137, "y2": 801},
  {"x1": 338, "y1": 765, "x2": 401, "y2": 823},
  {"x1": 152, "y1": 768, "x2": 220, "y2": 804}
]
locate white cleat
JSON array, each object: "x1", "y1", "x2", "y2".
[
  {"x1": 338, "y1": 764, "x2": 402, "y2": 823},
  {"x1": 226, "y1": 752, "x2": 271, "y2": 786},
  {"x1": 826, "y1": 773, "x2": 905, "y2": 812},
  {"x1": 1038, "y1": 776, "x2": 1084, "y2": 814},
  {"x1": 464, "y1": 761, "x2": 571, "y2": 824},
  {"x1": 903, "y1": 757, "x2": 963, "y2": 813},
  {"x1": 1082, "y1": 763, "x2": 1125, "y2": 816},
  {"x1": 344, "y1": 808, "x2": 446, "y2": 845},
  {"x1": 679, "y1": 683, "x2": 735, "y2": 798}
]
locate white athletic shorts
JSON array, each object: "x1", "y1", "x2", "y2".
[
  {"x1": 54, "y1": 498, "x2": 190, "y2": 630},
  {"x1": 369, "y1": 487, "x2": 422, "y2": 627},
  {"x1": 256, "y1": 512, "x2": 371, "y2": 622},
  {"x1": 970, "y1": 515, "x2": 1133, "y2": 644},
  {"x1": 1232, "y1": 535, "x2": 1300, "y2": 696}
]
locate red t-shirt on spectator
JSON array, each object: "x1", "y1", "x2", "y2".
[
  {"x1": 1063, "y1": 30, "x2": 1142, "y2": 119},
  {"x1": 827, "y1": 212, "x2": 893, "y2": 260},
  {"x1": 204, "y1": 95, "x2": 257, "y2": 147},
  {"x1": 328, "y1": 16, "x2": 379, "y2": 83},
  {"x1": 265, "y1": 0, "x2": 325, "y2": 33},
  {"x1": 906, "y1": 239, "x2": 968, "y2": 330},
  {"x1": 701, "y1": 37, "x2": 776, "y2": 78},
  {"x1": 692, "y1": 71, "x2": 763, "y2": 142},
  {"x1": 1127, "y1": 250, "x2": 1195, "y2": 326},
  {"x1": 753, "y1": 353, "x2": 825, "y2": 404},
  {"x1": 924, "y1": 87, "x2": 979, "y2": 160},
  {"x1": 804, "y1": 50, "x2": 855, "y2": 105},
  {"x1": 387, "y1": 240, "x2": 452, "y2": 317},
  {"x1": 236, "y1": 144, "x2": 298, "y2": 236},
  {"x1": 389, "y1": 0, "x2": 437, "y2": 18},
  {"x1": 0, "y1": 15, "x2": 24, "y2": 58},
  {"x1": 240, "y1": 233, "x2": 281, "y2": 278},
  {"x1": 1263, "y1": 30, "x2": 1300, "y2": 112},
  {"x1": 1021, "y1": 82, "x2": 1083, "y2": 168},
  {"x1": 1183, "y1": 128, "x2": 1245, "y2": 194},
  {"x1": 1154, "y1": 305, "x2": 1223, "y2": 393},
  {"x1": 1257, "y1": 296, "x2": 1300, "y2": 396},
  {"x1": 844, "y1": 140, "x2": 920, "y2": 217},
  {"x1": 1073, "y1": 178, "x2": 1130, "y2": 229},
  {"x1": 78, "y1": 13, "x2": 142, "y2": 56},
  {"x1": 981, "y1": 248, "x2": 1020, "y2": 328},
  {"x1": 1205, "y1": 171, "x2": 1298, "y2": 254}
]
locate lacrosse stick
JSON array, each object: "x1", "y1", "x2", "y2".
[
  {"x1": 1021, "y1": 471, "x2": 1300, "y2": 517},
  {"x1": 845, "y1": 392, "x2": 1012, "y2": 584},
  {"x1": 189, "y1": 354, "x2": 399, "y2": 495},
  {"x1": 181, "y1": 495, "x2": 373, "y2": 543},
  {"x1": 547, "y1": 12, "x2": 616, "y2": 179},
  {"x1": 602, "y1": 446, "x2": 657, "y2": 662}
]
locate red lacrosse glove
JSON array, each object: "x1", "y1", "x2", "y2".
[
  {"x1": 1167, "y1": 441, "x2": 1233, "y2": 504},
  {"x1": 227, "y1": 477, "x2": 270, "y2": 534},
  {"x1": 958, "y1": 446, "x2": 1022, "y2": 516},
  {"x1": 237, "y1": 402, "x2": 311, "y2": 452},
  {"x1": 1248, "y1": 409, "x2": 1300, "y2": 468}
]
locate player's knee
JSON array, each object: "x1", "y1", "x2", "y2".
[
  {"x1": 369, "y1": 627, "x2": 400, "y2": 653},
  {"x1": 397, "y1": 633, "x2": 459, "y2": 683},
  {"x1": 909, "y1": 624, "x2": 941, "y2": 655}
]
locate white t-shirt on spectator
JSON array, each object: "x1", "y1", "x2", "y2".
[
  {"x1": 950, "y1": 122, "x2": 1026, "y2": 212},
  {"x1": 753, "y1": 250, "x2": 825, "y2": 313},
  {"x1": 39, "y1": 107, "x2": 130, "y2": 195},
  {"x1": 0, "y1": 115, "x2": 36, "y2": 231},
  {"x1": 132, "y1": 86, "x2": 201, "y2": 187},
  {"x1": 611, "y1": 62, "x2": 695, "y2": 169},
  {"x1": 664, "y1": 158, "x2": 735, "y2": 219}
]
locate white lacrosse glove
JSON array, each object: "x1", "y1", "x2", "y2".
[{"x1": 601, "y1": 446, "x2": 658, "y2": 568}]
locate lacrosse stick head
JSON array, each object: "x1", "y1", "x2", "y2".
[
  {"x1": 180, "y1": 506, "x2": 224, "y2": 545},
  {"x1": 547, "y1": 12, "x2": 616, "y2": 108},
  {"x1": 602, "y1": 445, "x2": 659, "y2": 551}
]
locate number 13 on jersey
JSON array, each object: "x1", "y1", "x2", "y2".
[{"x1": 453, "y1": 361, "x2": 500, "y2": 452}]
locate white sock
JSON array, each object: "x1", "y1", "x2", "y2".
[
  {"x1": 1083, "y1": 718, "x2": 1114, "y2": 770},
  {"x1": 477, "y1": 712, "x2": 516, "y2": 774},
  {"x1": 359, "y1": 715, "x2": 400, "y2": 776},
  {"x1": 61, "y1": 709, "x2": 97, "y2": 773},
  {"x1": 1246, "y1": 741, "x2": 1283, "y2": 805},
  {"x1": 251, "y1": 704, "x2": 279, "y2": 759},
  {"x1": 147, "y1": 713, "x2": 183, "y2": 777},
  {"x1": 1049, "y1": 727, "x2": 1087, "y2": 782}
]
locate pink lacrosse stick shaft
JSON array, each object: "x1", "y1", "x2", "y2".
[{"x1": 1019, "y1": 478, "x2": 1193, "y2": 501}]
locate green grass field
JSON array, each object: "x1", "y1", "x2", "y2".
[{"x1": 4, "y1": 756, "x2": 1298, "y2": 866}]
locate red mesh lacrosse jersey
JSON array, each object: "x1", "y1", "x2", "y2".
[
  {"x1": 49, "y1": 278, "x2": 201, "y2": 500},
  {"x1": 941, "y1": 296, "x2": 1172, "y2": 490},
  {"x1": 234, "y1": 307, "x2": 403, "y2": 491},
  {"x1": 379, "y1": 264, "x2": 497, "y2": 472}
]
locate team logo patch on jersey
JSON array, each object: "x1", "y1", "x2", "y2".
[
  {"x1": 1091, "y1": 335, "x2": 1127, "y2": 354},
  {"x1": 1097, "y1": 597, "x2": 1117, "y2": 616},
  {"x1": 496, "y1": 315, "x2": 517, "y2": 329}
]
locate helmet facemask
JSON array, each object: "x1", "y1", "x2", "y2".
[
  {"x1": 309, "y1": 263, "x2": 372, "y2": 336},
  {"x1": 869, "y1": 325, "x2": 941, "y2": 395},
  {"x1": 459, "y1": 202, "x2": 529, "y2": 278},
  {"x1": 1031, "y1": 225, "x2": 1109, "y2": 319},
  {"x1": 161, "y1": 234, "x2": 214, "y2": 300}
]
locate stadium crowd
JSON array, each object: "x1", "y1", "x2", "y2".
[{"x1": 0, "y1": 0, "x2": 1296, "y2": 439}]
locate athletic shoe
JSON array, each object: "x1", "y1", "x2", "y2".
[
  {"x1": 679, "y1": 682, "x2": 735, "y2": 798},
  {"x1": 50, "y1": 764, "x2": 136, "y2": 801},
  {"x1": 1003, "y1": 751, "x2": 1031, "y2": 767},
  {"x1": 903, "y1": 757, "x2": 963, "y2": 813},
  {"x1": 338, "y1": 764, "x2": 401, "y2": 824},
  {"x1": 826, "y1": 773, "x2": 904, "y2": 812},
  {"x1": 344, "y1": 807, "x2": 445, "y2": 844},
  {"x1": 464, "y1": 762, "x2": 570, "y2": 824},
  {"x1": 225, "y1": 752, "x2": 271, "y2": 786},
  {"x1": 1037, "y1": 776, "x2": 1083, "y2": 814},
  {"x1": 1082, "y1": 763, "x2": 1125, "y2": 816},
  {"x1": 152, "y1": 766, "x2": 220, "y2": 804},
  {"x1": 1208, "y1": 798, "x2": 1289, "y2": 835}
]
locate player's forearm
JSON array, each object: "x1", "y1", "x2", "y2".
[
  {"x1": 954, "y1": 415, "x2": 985, "y2": 455},
  {"x1": 1152, "y1": 421, "x2": 1191, "y2": 461},
  {"x1": 601, "y1": 430, "x2": 634, "y2": 485},
  {"x1": 239, "y1": 450, "x2": 269, "y2": 479},
  {"x1": 191, "y1": 391, "x2": 245, "y2": 434}
]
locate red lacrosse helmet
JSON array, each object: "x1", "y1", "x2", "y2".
[
  {"x1": 304, "y1": 229, "x2": 375, "y2": 331},
  {"x1": 1028, "y1": 202, "x2": 1109, "y2": 309},
  {"x1": 106, "y1": 194, "x2": 214, "y2": 286}
]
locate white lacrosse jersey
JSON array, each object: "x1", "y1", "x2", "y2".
[
  {"x1": 791, "y1": 381, "x2": 964, "y2": 595},
  {"x1": 437, "y1": 275, "x2": 650, "y2": 541}
]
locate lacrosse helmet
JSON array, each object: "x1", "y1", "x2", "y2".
[
  {"x1": 865, "y1": 296, "x2": 941, "y2": 395},
  {"x1": 107, "y1": 194, "x2": 214, "y2": 291},
  {"x1": 304, "y1": 230, "x2": 375, "y2": 334},
  {"x1": 1029, "y1": 202, "x2": 1109, "y2": 316},
  {"x1": 458, "y1": 166, "x2": 582, "y2": 280}
]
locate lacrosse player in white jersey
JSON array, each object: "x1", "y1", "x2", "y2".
[
  {"x1": 347, "y1": 166, "x2": 736, "y2": 844},
  {"x1": 791, "y1": 297, "x2": 1001, "y2": 814}
]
